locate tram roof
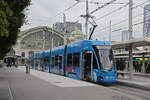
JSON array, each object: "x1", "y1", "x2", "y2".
[
  {"x1": 33, "y1": 40, "x2": 111, "y2": 57},
  {"x1": 52, "y1": 45, "x2": 65, "y2": 51},
  {"x1": 67, "y1": 40, "x2": 110, "y2": 47},
  {"x1": 51, "y1": 40, "x2": 111, "y2": 52}
]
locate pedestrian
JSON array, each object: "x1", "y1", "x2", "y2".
[
  {"x1": 26, "y1": 59, "x2": 30, "y2": 74},
  {"x1": 7, "y1": 58, "x2": 11, "y2": 67},
  {"x1": 144, "y1": 62, "x2": 147, "y2": 73},
  {"x1": 135, "y1": 62, "x2": 138, "y2": 72},
  {"x1": 137, "y1": 61, "x2": 141, "y2": 72},
  {"x1": 139, "y1": 61, "x2": 142, "y2": 72},
  {"x1": 9, "y1": 58, "x2": 12, "y2": 67},
  {"x1": 146, "y1": 62, "x2": 150, "y2": 74}
]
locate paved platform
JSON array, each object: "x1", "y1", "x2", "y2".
[
  {"x1": 0, "y1": 66, "x2": 142, "y2": 100},
  {"x1": 18, "y1": 66, "x2": 95, "y2": 87},
  {"x1": 118, "y1": 74, "x2": 150, "y2": 91},
  {"x1": 133, "y1": 72, "x2": 150, "y2": 78}
]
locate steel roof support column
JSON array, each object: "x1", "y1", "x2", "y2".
[
  {"x1": 129, "y1": 46, "x2": 133, "y2": 79},
  {"x1": 142, "y1": 55, "x2": 145, "y2": 73}
]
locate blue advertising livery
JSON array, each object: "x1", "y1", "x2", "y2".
[{"x1": 29, "y1": 40, "x2": 117, "y2": 83}]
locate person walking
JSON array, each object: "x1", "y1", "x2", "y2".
[
  {"x1": 26, "y1": 59, "x2": 30, "y2": 74},
  {"x1": 146, "y1": 62, "x2": 150, "y2": 74},
  {"x1": 135, "y1": 62, "x2": 138, "y2": 72}
]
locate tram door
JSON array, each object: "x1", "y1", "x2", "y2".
[
  {"x1": 51, "y1": 57, "x2": 55, "y2": 73},
  {"x1": 82, "y1": 51, "x2": 93, "y2": 81}
]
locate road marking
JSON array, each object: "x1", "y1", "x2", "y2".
[{"x1": 7, "y1": 80, "x2": 14, "y2": 100}]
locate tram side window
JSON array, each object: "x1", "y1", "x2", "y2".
[
  {"x1": 73, "y1": 53, "x2": 80, "y2": 67},
  {"x1": 55, "y1": 56, "x2": 58, "y2": 66},
  {"x1": 40, "y1": 58, "x2": 42, "y2": 66},
  {"x1": 59, "y1": 56, "x2": 62, "y2": 69},
  {"x1": 67, "y1": 54, "x2": 72, "y2": 67},
  {"x1": 93, "y1": 55, "x2": 98, "y2": 69},
  {"x1": 44, "y1": 57, "x2": 49, "y2": 65},
  {"x1": 51, "y1": 57, "x2": 55, "y2": 67}
]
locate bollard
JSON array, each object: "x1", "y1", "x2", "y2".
[{"x1": 26, "y1": 66, "x2": 30, "y2": 74}]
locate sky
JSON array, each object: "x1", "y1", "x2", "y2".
[{"x1": 21, "y1": 0, "x2": 150, "y2": 41}]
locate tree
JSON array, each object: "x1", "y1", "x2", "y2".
[{"x1": 0, "y1": 0, "x2": 31, "y2": 59}]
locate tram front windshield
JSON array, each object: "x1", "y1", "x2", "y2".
[{"x1": 96, "y1": 46, "x2": 113, "y2": 70}]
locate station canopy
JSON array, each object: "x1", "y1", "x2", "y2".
[{"x1": 112, "y1": 37, "x2": 150, "y2": 49}]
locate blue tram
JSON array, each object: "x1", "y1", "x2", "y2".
[{"x1": 29, "y1": 40, "x2": 117, "y2": 83}]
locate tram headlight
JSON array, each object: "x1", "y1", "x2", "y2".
[
  {"x1": 98, "y1": 76, "x2": 103, "y2": 81},
  {"x1": 106, "y1": 76, "x2": 109, "y2": 80}
]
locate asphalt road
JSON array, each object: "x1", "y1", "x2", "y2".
[
  {"x1": 0, "y1": 67, "x2": 144, "y2": 100},
  {"x1": 108, "y1": 84, "x2": 150, "y2": 100}
]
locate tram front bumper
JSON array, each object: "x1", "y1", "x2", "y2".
[{"x1": 98, "y1": 76, "x2": 117, "y2": 83}]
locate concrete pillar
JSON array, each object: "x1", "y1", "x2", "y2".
[
  {"x1": 142, "y1": 55, "x2": 145, "y2": 73},
  {"x1": 129, "y1": 46, "x2": 133, "y2": 79}
]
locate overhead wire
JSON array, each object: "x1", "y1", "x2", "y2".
[
  {"x1": 95, "y1": 0, "x2": 150, "y2": 22},
  {"x1": 95, "y1": 3, "x2": 129, "y2": 21},
  {"x1": 132, "y1": 0, "x2": 150, "y2": 9},
  {"x1": 70, "y1": 0, "x2": 119, "y2": 36},
  {"x1": 89, "y1": 0, "x2": 117, "y2": 15},
  {"x1": 133, "y1": 17, "x2": 150, "y2": 26},
  {"x1": 47, "y1": 2, "x2": 80, "y2": 22},
  {"x1": 95, "y1": 13, "x2": 144, "y2": 33},
  {"x1": 94, "y1": 0, "x2": 150, "y2": 40},
  {"x1": 95, "y1": 0, "x2": 150, "y2": 33}
]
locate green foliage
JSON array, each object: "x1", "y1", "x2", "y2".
[
  {"x1": 0, "y1": 0, "x2": 31, "y2": 59},
  {"x1": 0, "y1": 0, "x2": 12, "y2": 37}
]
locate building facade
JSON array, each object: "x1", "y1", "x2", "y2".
[{"x1": 13, "y1": 26, "x2": 65, "y2": 65}]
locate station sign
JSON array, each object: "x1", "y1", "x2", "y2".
[
  {"x1": 144, "y1": 4, "x2": 150, "y2": 37},
  {"x1": 135, "y1": 58, "x2": 150, "y2": 61}
]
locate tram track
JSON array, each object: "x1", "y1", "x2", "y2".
[{"x1": 107, "y1": 84, "x2": 150, "y2": 100}]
